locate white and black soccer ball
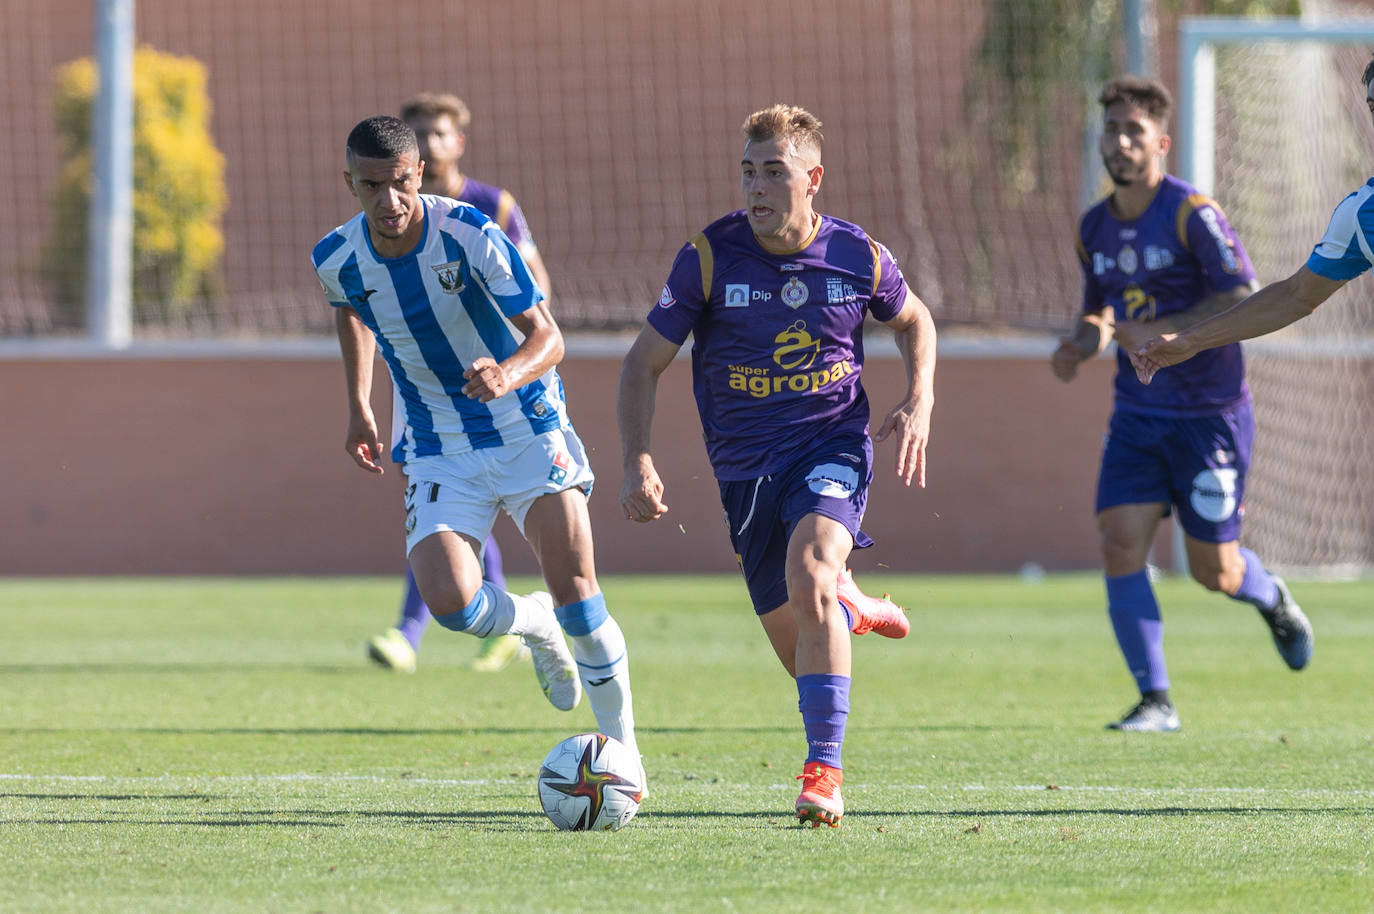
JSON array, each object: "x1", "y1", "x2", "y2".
[{"x1": 537, "y1": 732, "x2": 643, "y2": 831}]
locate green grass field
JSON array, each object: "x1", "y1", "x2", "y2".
[{"x1": 1, "y1": 573, "x2": 1370, "y2": 913}]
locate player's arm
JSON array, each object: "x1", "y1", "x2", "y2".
[
  {"x1": 617, "y1": 324, "x2": 683, "y2": 522},
  {"x1": 1051, "y1": 306, "x2": 1113, "y2": 382},
  {"x1": 873, "y1": 285, "x2": 936, "y2": 488},
  {"x1": 335, "y1": 306, "x2": 385, "y2": 474},
  {"x1": 521, "y1": 245, "x2": 554, "y2": 304},
  {"x1": 1132, "y1": 265, "x2": 1347, "y2": 383},
  {"x1": 1111, "y1": 282, "x2": 1257, "y2": 355},
  {"x1": 462, "y1": 300, "x2": 564, "y2": 402}
]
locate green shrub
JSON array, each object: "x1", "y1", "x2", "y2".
[{"x1": 48, "y1": 45, "x2": 226, "y2": 325}]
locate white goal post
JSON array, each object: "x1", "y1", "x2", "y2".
[{"x1": 1178, "y1": 14, "x2": 1374, "y2": 576}]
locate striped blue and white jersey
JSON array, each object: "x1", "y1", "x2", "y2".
[
  {"x1": 1307, "y1": 177, "x2": 1374, "y2": 281},
  {"x1": 311, "y1": 194, "x2": 570, "y2": 464}
]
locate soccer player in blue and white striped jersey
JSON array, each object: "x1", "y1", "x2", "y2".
[
  {"x1": 1134, "y1": 55, "x2": 1374, "y2": 376},
  {"x1": 313, "y1": 116, "x2": 640, "y2": 771}
]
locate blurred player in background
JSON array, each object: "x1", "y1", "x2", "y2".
[
  {"x1": 314, "y1": 116, "x2": 640, "y2": 771},
  {"x1": 1133, "y1": 55, "x2": 1374, "y2": 379},
  {"x1": 1051, "y1": 76, "x2": 1313, "y2": 734},
  {"x1": 368, "y1": 92, "x2": 556, "y2": 675},
  {"x1": 618, "y1": 104, "x2": 935, "y2": 827}
]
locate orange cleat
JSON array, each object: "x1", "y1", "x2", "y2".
[
  {"x1": 795, "y1": 761, "x2": 844, "y2": 827},
  {"x1": 836, "y1": 567, "x2": 910, "y2": 638}
]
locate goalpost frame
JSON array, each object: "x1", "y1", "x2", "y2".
[{"x1": 1178, "y1": 16, "x2": 1374, "y2": 197}]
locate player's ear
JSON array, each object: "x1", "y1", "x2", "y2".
[
  {"x1": 807, "y1": 163, "x2": 823, "y2": 196},
  {"x1": 1157, "y1": 133, "x2": 1172, "y2": 157},
  {"x1": 343, "y1": 169, "x2": 358, "y2": 198}
]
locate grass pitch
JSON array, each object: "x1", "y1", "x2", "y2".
[{"x1": 0, "y1": 573, "x2": 1370, "y2": 913}]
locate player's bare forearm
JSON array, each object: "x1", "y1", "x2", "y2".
[
  {"x1": 617, "y1": 325, "x2": 680, "y2": 521},
  {"x1": 334, "y1": 307, "x2": 384, "y2": 473},
  {"x1": 464, "y1": 302, "x2": 564, "y2": 401},
  {"x1": 878, "y1": 288, "x2": 936, "y2": 487},
  {"x1": 1149, "y1": 282, "x2": 1257, "y2": 335},
  {"x1": 1051, "y1": 309, "x2": 1111, "y2": 382}
]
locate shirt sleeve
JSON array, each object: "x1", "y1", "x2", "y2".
[
  {"x1": 646, "y1": 240, "x2": 707, "y2": 345},
  {"x1": 1075, "y1": 222, "x2": 1104, "y2": 314},
  {"x1": 1183, "y1": 199, "x2": 1258, "y2": 291},
  {"x1": 867, "y1": 241, "x2": 907, "y2": 323},
  {"x1": 1306, "y1": 189, "x2": 1374, "y2": 281},
  {"x1": 470, "y1": 221, "x2": 546, "y2": 318}
]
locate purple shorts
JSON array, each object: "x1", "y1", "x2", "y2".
[
  {"x1": 1095, "y1": 403, "x2": 1254, "y2": 544},
  {"x1": 718, "y1": 435, "x2": 874, "y2": 615}
]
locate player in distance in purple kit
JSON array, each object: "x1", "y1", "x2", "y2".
[
  {"x1": 617, "y1": 104, "x2": 936, "y2": 827},
  {"x1": 1051, "y1": 76, "x2": 1313, "y2": 734}
]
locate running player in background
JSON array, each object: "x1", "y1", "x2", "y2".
[
  {"x1": 618, "y1": 104, "x2": 935, "y2": 827},
  {"x1": 1051, "y1": 76, "x2": 1313, "y2": 734},
  {"x1": 314, "y1": 116, "x2": 640, "y2": 772},
  {"x1": 368, "y1": 92, "x2": 556, "y2": 675},
  {"x1": 1132, "y1": 54, "x2": 1374, "y2": 380}
]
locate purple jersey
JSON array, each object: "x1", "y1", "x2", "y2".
[
  {"x1": 455, "y1": 176, "x2": 536, "y2": 252},
  {"x1": 1078, "y1": 174, "x2": 1256, "y2": 417},
  {"x1": 649, "y1": 211, "x2": 907, "y2": 480}
]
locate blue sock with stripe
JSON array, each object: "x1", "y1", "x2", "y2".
[
  {"x1": 556, "y1": 593, "x2": 637, "y2": 758},
  {"x1": 797, "y1": 673, "x2": 849, "y2": 769},
  {"x1": 1106, "y1": 570, "x2": 1169, "y2": 694}
]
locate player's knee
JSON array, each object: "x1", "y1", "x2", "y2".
[
  {"x1": 1192, "y1": 564, "x2": 1242, "y2": 594},
  {"x1": 425, "y1": 582, "x2": 483, "y2": 629}
]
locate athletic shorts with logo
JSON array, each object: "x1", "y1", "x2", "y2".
[
  {"x1": 402, "y1": 426, "x2": 595, "y2": 555},
  {"x1": 719, "y1": 434, "x2": 875, "y2": 615},
  {"x1": 1095, "y1": 402, "x2": 1253, "y2": 544}
]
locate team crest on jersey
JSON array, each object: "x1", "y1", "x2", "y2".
[
  {"x1": 431, "y1": 260, "x2": 466, "y2": 294},
  {"x1": 781, "y1": 277, "x2": 810, "y2": 309},
  {"x1": 1117, "y1": 244, "x2": 1138, "y2": 275},
  {"x1": 658, "y1": 284, "x2": 676, "y2": 308}
]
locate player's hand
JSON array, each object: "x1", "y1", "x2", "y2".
[
  {"x1": 874, "y1": 394, "x2": 932, "y2": 488},
  {"x1": 1050, "y1": 337, "x2": 1081, "y2": 381},
  {"x1": 462, "y1": 357, "x2": 513, "y2": 402},
  {"x1": 620, "y1": 459, "x2": 669, "y2": 522},
  {"x1": 345, "y1": 409, "x2": 385, "y2": 474},
  {"x1": 1110, "y1": 320, "x2": 1152, "y2": 356},
  {"x1": 1130, "y1": 332, "x2": 1192, "y2": 385}
]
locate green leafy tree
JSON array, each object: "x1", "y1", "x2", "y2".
[{"x1": 47, "y1": 46, "x2": 226, "y2": 325}]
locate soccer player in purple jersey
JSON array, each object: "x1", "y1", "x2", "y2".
[
  {"x1": 1133, "y1": 55, "x2": 1374, "y2": 379},
  {"x1": 367, "y1": 92, "x2": 557, "y2": 676},
  {"x1": 1052, "y1": 76, "x2": 1313, "y2": 734},
  {"x1": 617, "y1": 104, "x2": 936, "y2": 827}
]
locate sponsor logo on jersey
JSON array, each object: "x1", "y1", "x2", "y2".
[
  {"x1": 780, "y1": 262, "x2": 805, "y2": 271},
  {"x1": 658, "y1": 284, "x2": 676, "y2": 308},
  {"x1": 1119, "y1": 228, "x2": 1138, "y2": 240},
  {"x1": 1197, "y1": 206, "x2": 1241, "y2": 274},
  {"x1": 781, "y1": 277, "x2": 810, "y2": 309},
  {"x1": 1093, "y1": 252, "x2": 1116, "y2": 275},
  {"x1": 825, "y1": 276, "x2": 860, "y2": 304},
  {"x1": 725, "y1": 320, "x2": 855, "y2": 398},
  {"x1": 725, "y1": 284, "x2": 750, "y2": 307},
  {"x1": 549, "y1": 450, "x2": 571, "y2": 485},
  {"x1": 432, "y1": 260, "x2": 466, "y2": 293},
  {"x1": 1117, "y1": 244, "x2": 1138, "y2": 275},
  {"x1": 1144, "y1": 245, "x2": 1175, "y2": 271}
]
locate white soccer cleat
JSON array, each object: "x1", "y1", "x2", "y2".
[{"x1": 523, "y1": 592, "x2": 582, "y2": 711}]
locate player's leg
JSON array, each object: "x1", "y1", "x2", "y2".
[
  {"x1": 471, "y1": 536, "x2": 531, "y2": 672},
  {"x1": 522, "y1": 486, "x2": 637, "y2": 759},
  {"x1": 405, "y1": 465, "x2": 579, "y2": 710},
  {"x1": 1095, "y1": 411, "x2": 1179, "y2": 732},
  {"x1": 1172, "y1": 404, "x2": 1312, "y2": 670},
  {"x1": 785, "y1": 512, "x2": 854, "y2": 827},
  {"x1": 367, "y1": 565, "x2": 429, "y2": 673}
]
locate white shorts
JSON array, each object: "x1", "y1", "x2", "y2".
[{"x1": 401, "y1": 427, "x2": 595, "y2": 555}]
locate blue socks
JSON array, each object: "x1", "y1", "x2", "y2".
[
  {"x1": 1106, "y1": 570, "x2": 1169, "y2": 694},
  {"x1": 397, "y1": 536, "x2": 507, "y2": 649},
  {"x1": 1230, "y1": 547, "x2": 1280, "y2": 612},
  {"x1": 797, "y1": 673, "x2": 850, "y2": 769}
]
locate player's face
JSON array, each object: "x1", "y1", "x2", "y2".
[
  {"x1": 408, "y1": 112, "x2": 465, "y2": 185},
  {"x1": 1100, "y1": 101, "x2": 1169, "y2": 188},
  {"x1": 345, "y1": 151, "x2": 426, "y2": 257},
  {"x1": 741, "y1": 137, "x2": 822, "y2": 252}
]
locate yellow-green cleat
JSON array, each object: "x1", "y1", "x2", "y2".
[
  {"x1": 367, "y1": 628, "x2": 417, "y2": 674},
  {"x1": 470, "y1": 633, "x2": 531, "y2": 672}
]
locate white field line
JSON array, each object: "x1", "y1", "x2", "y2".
[{"x1": 1, "y1": 773, "x2": 1372, "y2": 797}]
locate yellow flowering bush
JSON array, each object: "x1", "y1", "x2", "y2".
[{"x1": 48, "y1": 46, "x2": 226, "y2": 323}]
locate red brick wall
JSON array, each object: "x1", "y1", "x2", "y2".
[{"x1": 1, "y1": 354, "x2": 1125, "y2": 575}]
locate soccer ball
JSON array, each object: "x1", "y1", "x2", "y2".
[{"x1": 536, "y1": 732, "x2": 643, "y2": 831}]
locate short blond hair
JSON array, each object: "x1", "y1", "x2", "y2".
[
  {"x1": 399, "y1": 92, "x2": 472, "y2": 132},
  {"x1": 741, "y1": 104, "x2": 823, "y2": 159}
]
